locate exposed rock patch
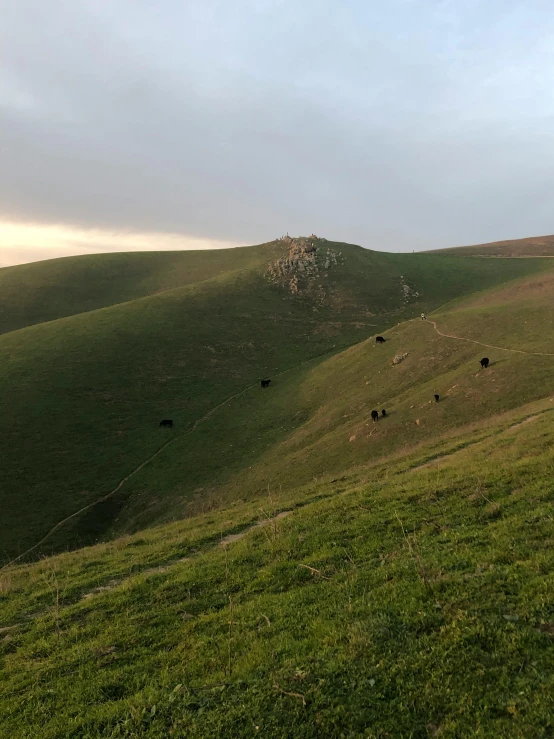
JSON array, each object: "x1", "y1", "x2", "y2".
[
  {"x1": 399, "y1": 275, "x2": 420, "y2": 303},
  {"x1": 392, "y1": 352, "x2": 409, "y2": 365},
  {"x1": 267, "y1": 235, "x2": 343, "y2": 302}
]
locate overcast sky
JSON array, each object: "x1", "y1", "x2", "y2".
[{"x1": 2, "y1": 0, "x2": 554, "y2": 266}]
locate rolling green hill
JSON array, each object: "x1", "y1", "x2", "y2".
[
  {"x1": 0, "y1": 243, "x2": 280, "y2": 336},
  {"x1": 427, "y1": 233, "x2": 554, "y2": 257},
  {"x1": 1, "y1": 237, "x2": 550, "y2": 563},
  {"x1": 82, "y1": 266, "x2": 554, "y2": 544},
  {"x1": 3, "y1": 234, "x2": 554, "y2": 736}
]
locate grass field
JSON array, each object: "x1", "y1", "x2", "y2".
[
  {"x1": 2, "y1": 235, "x2": 554, "y2": 736},
  {"x1": 2, "y1": 239, "x2": 548, "y2": 562},
  {"x1": 2, "y1": 396, "x2": 554, "y2": 737}
]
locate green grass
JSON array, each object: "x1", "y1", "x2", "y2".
[
  {"x1": 2, "y1": 398, "x2": 554, "y2": 737},
  {"x1": 427, "y1": 233, "x2": 554, "y2": 257},
  {"x1": 89, "y1": 267, "x2": 554, "y2": 545},
  {"x1": 0, "y1": 244, "x2": 280, "y2": 336},
  {"x1": 1, "y1": 239, "x2": 550, "y2": 562},
  {"x1": 2, "y1": 237, "x2": 554, "y2": 736}
]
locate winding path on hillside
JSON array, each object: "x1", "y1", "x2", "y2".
[
  {"x1": 0, "y1": 347, "x2": 337, "y2": 571},
  {"x1": 427, "y1": 319, "x2": 554, "y2": 357},
  {"x1": 6, "y1": 315, "x2": 554, "y2": 571}
]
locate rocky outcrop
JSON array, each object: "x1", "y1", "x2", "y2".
[
  {"x1": 392, "y1": 352, "x2": 409, "y2": 365},
  {"x1": 399, "y1": 275, "x2": 420, "y2": 303},
  {"x1": 266, "y1": 235, "x2": 343, "y2": 301}
]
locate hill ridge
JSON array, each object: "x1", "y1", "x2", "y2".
[{"x1": 426, "y1": 233, "x2": 554, "y2": 257}]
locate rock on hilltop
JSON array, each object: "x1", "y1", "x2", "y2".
[{"x1": 266, "y1": 235, "x2": 343, "y2": 301}]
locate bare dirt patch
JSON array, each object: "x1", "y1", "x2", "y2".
[
  {"x1": 219, "y1": 511, "x2": 292, "y2": 547},
  {"x1": 505, "y1": 415, "x2": 540, "y2": 431}
]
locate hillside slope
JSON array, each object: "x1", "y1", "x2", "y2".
[
  {"x1": 426, "y1": 233, "x2": 554, "y2": 258},
  {"x1": 2, "y1": 233, "x2": 552, "y2": 335},
  {"x1": 90, "y1": 266, "x2": 554, "y2": 545},
  {"x1": 2, "y1": 394, "x2": 554, "y2": 737},
  {"x1": 0, "y1": 243, "x2": 280, "y2": 335},
  {"x1": 1, "y1": 241, "x2": 552, "y2": 563}
]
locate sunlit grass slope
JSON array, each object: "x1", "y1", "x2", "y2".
[{"x1": 2, "y1": 397, "x2": 554, "y2": 737}]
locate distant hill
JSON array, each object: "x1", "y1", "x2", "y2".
[
  {"x1": 426, "y1": 234, "x2": 554, "y2": 257},
  {"x1": 0, "y1": 235, "x2": 550, "y2": 563},
  {"x1": 0, "y1": 243, "x2": 280, "y2": 336}
]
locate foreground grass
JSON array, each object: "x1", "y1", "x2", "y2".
[{"x1": 2, "y1": 401, "x2": 554, "y2": 737}]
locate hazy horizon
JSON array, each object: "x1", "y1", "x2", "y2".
[{"x1": 2, "y1": 1, "x2": 554, "y2": 266}]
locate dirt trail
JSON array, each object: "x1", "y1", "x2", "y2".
[
  {"x1": 427, "y1": 319, "x2": 554, "y2": 357},
  {"x1": 408, "y1": 413, "x2": 545, "y2": 473},
  {"x1": 219, "y1": 511, "x2": 291, "y2": 547},
  {"x1": 1, "y1": 347, "x2": 338, "y2": 571},
  {"x1": 79, "y1": 511, "x2": 292, "y2": 602}
]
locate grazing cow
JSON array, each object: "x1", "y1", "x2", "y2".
[
  {"x1": 260, "y1": 379, "x2": 271, "y2": 388},
  {"x1": 376, "y1": 336, "x2": 386, "y2": 344},
  {"x1": 434, "y1": 394, "x2": 440, "y2": 402},
  {"x1": 480, "y1": 357, "x2": 490, "y2": 369},
  {"x1": 371, "y1": 410, "x2": 379, "y2": 423},
  {"x1": 381, "y1": 409, "x2": 387, "y2": 417},
  {"x1": 160, "y1": 419, "x2": 173, "y2": 428}
]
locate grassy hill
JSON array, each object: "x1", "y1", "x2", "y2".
[
  {"x1": 2, "y1": 394, "x2": 554, "y2": 737},
  {"x1": 1, "y1": 238, "x2": 549, "y2": 563},
  {"x1": 2, "y1": 235, "x2": 554, "y2": 736},
  {"x1": 426, "y1": 233, "x2": 554, "y2": 258},
  {"x1": 0, "y1": 243, "x2": 280, "y2": 336},
  {"x1": 85, "y1": 266, "x2": 554, "y2": 543}
]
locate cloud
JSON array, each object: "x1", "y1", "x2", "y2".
[
  {"x1": 1, "y1": 0, "x2": 554, "y2": 263},
  {"x1": 0, "y1": 221, "x2": 238, "y2": 267}
]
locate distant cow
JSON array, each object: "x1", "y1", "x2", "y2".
[
  {"x1": 381, "y1": 409, "x2": 387, "y2": 417},
  {"x1": 160, "y1": 419, "x2": 173, "y2": 428},
  {"x1": 261, "y1": 379, "x2": 271, "y2": 388},
  {"x1": 371, "y1": 410, "x2": 379, "y2": 423},
  {"x1": 480, "y1": 357, "x2": 490, "y2": 369},
  {"x1": 434, "y1": 394, "x2": 440, "y2": 402},
  {"x1": 376, "y1": 336, "x2": 386, "y2": 344}
]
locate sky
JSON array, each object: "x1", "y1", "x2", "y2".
[{"x1": 2, "y1": 0, "x2": 554, "y2": 266}]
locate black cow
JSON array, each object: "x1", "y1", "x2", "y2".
[
  {"x1": 434, "y1": 394, "x2": 440, "y2": 402},
  {"x1": 371, "y1": 410, "x2": 379, "y2": 423},
  {"x1": 160, "y1": 419, "x2": 173, "y2": 428},
  {"x1": 376, "y1": 336, "x2": 386, "y2": 344},
  {"x1": 381, "y1": 409, "x2": 387, "y2": 417},
  {"x1": 480, "y1": 357, "x2": 490, "y2": 369},
  {"x1": 261, "y1": 379, "x2": 271, "y2": 388}
]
